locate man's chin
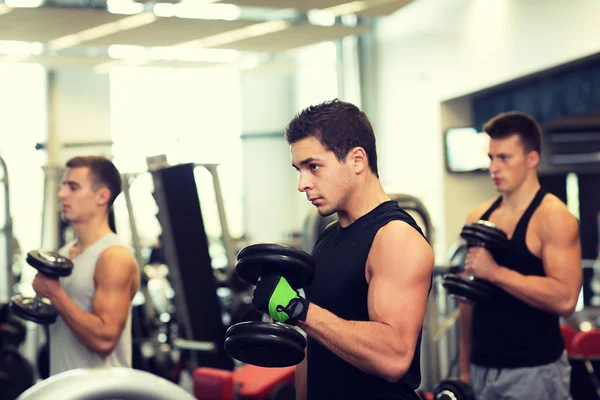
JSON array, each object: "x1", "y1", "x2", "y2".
[{"x1": 317, "y1": 207, "x2": 335, "y2": 218}]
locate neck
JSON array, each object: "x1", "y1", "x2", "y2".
[
  {"x1": 337, "y1": 174, "x2": 390, "y2": 227},
  {"x1": 73, "y1": 213, "x2": 113, "y2": 250},
  {"x1": 501, "y1": 174, "x2": 541, "y2": 212}
]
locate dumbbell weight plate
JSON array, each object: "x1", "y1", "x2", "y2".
[
  {"x1": 460, "y1": 229, "x2": 507, "y2": 250},
  {"x1": 442, "y1": 274, "x2": 494, "y2": 303},
  {"x1": 237, "y1": 243, "x2": 315, "y2": 268},
  {"x1": 9, "y1": 295, "x2": 58, "y2": 324},
  {"x1": 224, "y1": 321, "x2": 306, "y2": 368},
  {"x1": 460, "y1": 221, "x2": 508, "y2": 250},
  {"x1": 236, "y1": 254, "x2": 315, "y2": 289},
  {"x1": 444, "y1": 273, "x2": 497, "y2": 298},
  {"x1": 27, "y1": 250, "x2": 74, "y2": 277},
  {"x1": 434, "y1": 378, "x2": 476, "y2": 400}
]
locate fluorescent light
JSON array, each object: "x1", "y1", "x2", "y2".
[
  {"x1": 153, "y1": 3, "x2": 175, "y2": 17},
  {"x1": 5, "y1": 0, "x2": 42, "y2": 8},
  {"x1": 0, "y1": 40, "x2": 42, "y2": 55},
  {"x1": 107, "y1": 0, "x2": 144, "y2": 15},
  {"x1": 48, "y1": 13, "x2": 157, "y2": 51},
  {"x1": 174, "y1": 3, "x2": 241, "y2": 21},
  {"x1": 307, "y1": 9, "x2": 336, "y2": 26},
  {"x1": 341, "y1": 13, "x2": 358, "y2": 26},
  {"x1": 107, "y1": 44, "x2": 240, "y2": 64},
  {"x1": 180, "y1": 20, "x2": 291, "y2": 48},
  {"x1": 108, "y1": 44, "x2": 146, "y2": 60},
  {"x1": 118, "y1": 12, "x2": 157, "y2": 30},
  {"x1": 323, "y1": 0, "x2": 398, "y2": 16},
  {"x1": 0, "y1": 5, "x2": 13, "y2": 15}
]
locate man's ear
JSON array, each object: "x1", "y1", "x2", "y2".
[
  {"x1": 96, "y1": 187, "x2": 111, "y2": 206},
  {"x1": 347, "y1": 147, "x2": 368, "y2": 174},
  {"x1": 527, "y1": 150, "x2": 540, "y2": 169}
]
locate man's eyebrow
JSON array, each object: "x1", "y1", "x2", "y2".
[
  {"x1": 62, "y1": 180, "x2": 80, "y2": 186},
  {"x1": 292, "y1": 157, "x2": 322, "y2": 169}
]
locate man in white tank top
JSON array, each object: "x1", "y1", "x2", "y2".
[{"x1": 31, "y1": 156, "x2": 140, "y2": 376}]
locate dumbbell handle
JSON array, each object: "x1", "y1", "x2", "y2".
[
  {"x1": 262, "y1": 313, "x2": 274, "y2": 323},
  {"x1": 30, "y1": 295, "x2": 48, "y2": 311}
]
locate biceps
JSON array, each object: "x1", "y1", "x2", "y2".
[
  {"x1": 543, "y1": 240, "x2": 582, "y2": 287},
  {"x1": 368, "y1": 272, "x2": 430, "y2": 344},
  {"x1": 93, "y1": 284, "x2": 131, "y2": 328}
]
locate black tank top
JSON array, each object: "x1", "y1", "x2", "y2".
[
  {"x1": 306, "y1": 200, "x2": 428, "y2": 400},
  {"x1": 471, "y1": 188, "x2": 565, "y2": 368}
]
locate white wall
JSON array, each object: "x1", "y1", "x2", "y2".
[
  {"x1": 0, "y1": 63, "x2": 47, "y2": 302},
  {"x1": 240, "y1": 42, "x2": 340, "y2": 244},
  {"x1": 240, "y1": 68, "x2": 300, "y2": 243},
  {"x1": 52, "y1": 69, "x2": 112, "y2": 164},
  {"x1": 375, "y1": 0, "x2": 600, "y2": 260}
]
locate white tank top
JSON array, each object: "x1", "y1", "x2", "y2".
[{"x1": 50, "y1": 233, "x2": 136, "y2": 376}]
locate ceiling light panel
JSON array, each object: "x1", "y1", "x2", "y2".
[
  {"x1": 0, "y1": 7, "x2": 125, "y2": 42},
  {"x1": 83, "y1": 18, "x2": 257, "y2": 47}
]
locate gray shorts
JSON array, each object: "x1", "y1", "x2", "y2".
[{"x1": 470, "y1": 351, "x2": 571, "y2": 400}]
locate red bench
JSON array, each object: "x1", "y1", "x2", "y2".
[{"x1": 194, "y1": 365, "x2": 295, "y2": 400}]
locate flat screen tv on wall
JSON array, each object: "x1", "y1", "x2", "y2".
[{"x1": 445, "y1": 127, "x2": 491, "y2": 173}]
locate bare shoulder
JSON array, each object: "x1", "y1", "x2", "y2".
[
  {"x1": 535, "y1": 194, "x2": 579, "y2": 241},
  {"x1": 95, "y1": 246, "x2": 138, "y2": 277},
  {"x1": 370, "y1": 221, "x2": 434, "y2": 273},
  {"x1": 466, "y1": 198, "x2": 498, "y2": 224}
]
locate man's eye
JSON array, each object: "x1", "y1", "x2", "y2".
[{"x1": 310, "y1": 164, "x2": 320, "y2": 171}]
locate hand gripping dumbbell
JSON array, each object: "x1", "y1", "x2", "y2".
[
  {"x1": 434, "y1": 378, "x2": 476, "y2": 400},
  {"x1": 442, "y1": 220, "x2": 508, "y2": 303},
  {"x1": 9, "y1": 250, "x2": 74, "y2": 324},
  {"x1": 224, "y1": 243, "x2": 315, "y2": 368}
]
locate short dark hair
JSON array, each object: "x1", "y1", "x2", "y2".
[
  {"x1": 483, "y1": 111, "x2": 543, "y2": 155},
  {"x1": 285, "y1": 99, "x2": 379, "y2": 177},
  {"x1": 66, "y1": 156, "x2": 122, "y2": 208}
]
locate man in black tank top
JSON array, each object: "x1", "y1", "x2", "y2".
[
  {"x1": 252, "y1": 99, "x2": 434, "y2": 399},
  {"x1": 458, "y1": 112, "x2": 582, "y2": 399}
]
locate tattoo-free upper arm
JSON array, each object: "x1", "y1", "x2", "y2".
[
  {"x1": 367, "y1": 221, "x2": 434, "y2": 362},
  {"x1": 539, "y1": 204, "x2": 582, "y2": 310},
  {"x1": 93, "y1": 246, "x2": 139, "y2": 343}
]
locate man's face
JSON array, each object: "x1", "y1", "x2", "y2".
[
  {"x1": 57, "y1": 167, "x2": 106, "y2": 223},
  {"x1": 488, "y1": 134, "x2": 537, "y2": 193},
  {"x1": 291, "y1": 137, "x2": 353, "y2": 217}
]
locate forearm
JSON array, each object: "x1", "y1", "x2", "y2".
[
  {"x1": 295, "y1": 353, "x2": 307, "y2": 400},
  {"x1": 298, "y1": 304, "x2": 411, "y2": 382},
  {"x1": 50, "y1": 289, "x2": 116, "y2": 357},
  {"x1": 490, "y1": 266, "x2": 576, "y2": 317},
  {"x1": 458, "y1": 303, "x2": 472, "y2": 380}
]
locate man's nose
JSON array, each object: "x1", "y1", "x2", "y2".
[{"x1": 298, "y1": 172, "x2": 312, "y2": 193}]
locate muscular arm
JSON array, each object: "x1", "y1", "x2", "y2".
[
  {"x1": 49, "y1": 246, "x2": 139, "y2": 358},
  {"x1": 298, "y1": 222, "x2": 434, "y2": 382},
  {"x1": 488, "y1": 205, "x2": 582, "y2": 317}
]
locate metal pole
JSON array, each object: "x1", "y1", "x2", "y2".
[
  {"x1": 0, "y1": 155, "x2": 14, "y2": 300},
  {"x1": 121, "y1": 173, "x2": 158, "y2": 324},
  {"x1": 196, "y1": 164, "x2": 237, "y2": 273}
]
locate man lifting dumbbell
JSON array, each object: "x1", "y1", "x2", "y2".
[
  {"x1": 30, "y1": 156, "x2": 139, "y2": 376},
  {"x1": 443, "y1": 220, "x2": 508, "y2": 304},
  {"x1": 225, "y1": 243, "x2": 315, "y2": 368},
  {"x1": 249, "y1": 100, "x2": 434, "y2": 400},
  {"x1": 458, "y1": 112, "x2": 582, "y2": 400}
]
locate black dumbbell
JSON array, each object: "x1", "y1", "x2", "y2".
[
  {"x1": 9, "y1": 250, "x2": 74, "y2": 324},
  {"x1": 442, "y1": 220, "x2": 508, "y2": 303},
  {"x1": 224, "y1": 243, "x2": 315, "y2": 368},
  {"x1": 433, "y1": 378, "x2": 476, "y2": 400}
]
